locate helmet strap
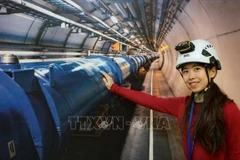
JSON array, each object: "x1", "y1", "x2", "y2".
[
  {"x1": 204, "y1": 66, "x2": 214, "y2": 92},
  {"x1": 194, "y1": 91, "x2": 205, "y2": 103},
  {"x1": 194, "y1": 66, "x2": 213, "y2": 103}
]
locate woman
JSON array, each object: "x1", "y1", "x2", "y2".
[{"x1": 101, "y1": 39, "x2": 240, "y2": 160}]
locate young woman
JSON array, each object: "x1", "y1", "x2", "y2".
[{"x1": 101, "y1": 39, "x2": 240, "y2": 160}]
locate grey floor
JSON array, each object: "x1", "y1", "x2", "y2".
[{"x1": 120, "y1": 62, "x2": 186, "y2": 160}]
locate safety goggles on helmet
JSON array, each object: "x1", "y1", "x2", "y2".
[{"x1": 175, "y1": 39, "x2": 221, "y2": 70}]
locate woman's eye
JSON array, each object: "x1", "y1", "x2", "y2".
[
  {"x1": 194, "y1": 67, "x2": 201, "y2": 71},
  {"x1": 182, "y1": 70, "x2": 188, "y2": 74}
]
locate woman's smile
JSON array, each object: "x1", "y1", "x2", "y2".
[{"x1": 188, "y1": 81, "x2": 199, "y2": 88}]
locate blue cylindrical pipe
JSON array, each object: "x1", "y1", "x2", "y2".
[{"x1": 0, "y1": 54, "x2": 157, "y2": 159}]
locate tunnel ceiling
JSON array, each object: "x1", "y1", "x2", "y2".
[{"x1": 0, "y1": 0, "x2": 188, "y2": 53}]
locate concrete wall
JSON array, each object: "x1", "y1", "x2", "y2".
[{"x1": 161, "y1": 0, "x2": 240, "y2": 107}]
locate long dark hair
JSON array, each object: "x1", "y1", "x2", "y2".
[{"x1": 181, "y1": 80, "x2": 232, "y2": 154}]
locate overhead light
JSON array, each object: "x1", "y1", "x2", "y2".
[
  {"x1": 88, "y1": 0, "x2": 98, "y2": 3},
  {"x1": 61, "y1": 22, "x2": 66, "y2": 28},
  {"x1": 110, "y1": 16, "x2": 118, "y2": 24},
  {"x1": 0, "y1": 7, "x2": 7, "y2": 13},
  {"x1": 77, "y1": 28, "x2": 81, "y2": 33},
  {"x1": 123, "y1": 28, "x2": 129, "y2": 33}
]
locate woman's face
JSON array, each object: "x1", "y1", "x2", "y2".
[{"x1": 181, "y1": 63, "x2": 216, "y2": 93}]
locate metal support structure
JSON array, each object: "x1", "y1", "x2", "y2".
[{"x1": 4, "y1": 0, "x2": 138, "y2": 50}]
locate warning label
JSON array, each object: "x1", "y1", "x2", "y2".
[{"x1": 8, "y1": 140, "x2": 16, "y2": 158}]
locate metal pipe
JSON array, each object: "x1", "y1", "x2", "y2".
[
  {"x1": 0, "y1": 51, "x2": 87, "y2": 57},
  {"x1": 114, "y1": 3, "x2": 134, "y2": 29},
  {"x1": 19, "y1": 57, "x2": 84, "y2": 63},
  {"x1": 126, "y1": 3, "x2": 137, "y2": 18},
  {"x1": 62, "y1": 0, "x2": 134, "y2": 45},
  {"x1": 137, "y1": 22, "x2": 141, "y2": 28},
  {"x1": 138, "y1": 0, "x2": 150, "y2": 43},
  {"x1": 114, "y1": 3, "x2": 128, "y2": 18}
]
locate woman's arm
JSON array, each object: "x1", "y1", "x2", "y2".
[{"x1": 101, "y1": 71, "x2": 186, "y2": 117}]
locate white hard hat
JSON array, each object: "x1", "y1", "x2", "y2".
[{"x1": 175, "y1": 39, "x2": 221, "y2": 70}]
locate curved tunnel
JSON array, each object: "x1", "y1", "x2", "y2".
[{"x1": 0, "y1": 0, "x2": 239, "y2": 159}]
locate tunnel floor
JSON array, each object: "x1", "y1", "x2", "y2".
[{"x1": 57, "y1": 62, "x2": 185, "y2": 160}]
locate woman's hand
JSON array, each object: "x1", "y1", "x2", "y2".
[{"x1": 101, "y1": 71, "x2": 114, "y2": 90}]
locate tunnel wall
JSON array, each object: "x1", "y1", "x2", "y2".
[{"x1": 160, "y1": 0, "x2": 240, "y2": 107}]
